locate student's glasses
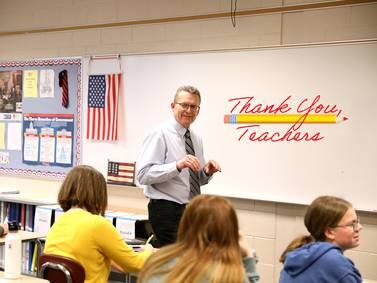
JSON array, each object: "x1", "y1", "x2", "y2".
[
  {"x1": 175, "y1": 102, "x2": 200, "y2": 112},
  {"x1": 332, "y1": 218, "x2": 361, "y2": 232}
]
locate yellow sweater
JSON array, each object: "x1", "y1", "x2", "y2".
[{"x1": 44, "y1": 209, "x2": 151, "y2": 283}]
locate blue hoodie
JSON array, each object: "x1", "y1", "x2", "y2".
[{"x1": 279, "y1": 242, "x2": 362, "y2": 283}]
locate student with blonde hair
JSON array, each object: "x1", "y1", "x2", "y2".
[
  {"x1": 279, "y1": 195, "x2": 362, "y2": 283},
  {"x1": 44, "y1": 165, "x2": 153, "y2": 283},
  {"x1": 137, "y1": 195, "x2": 259, "y2": 283}
]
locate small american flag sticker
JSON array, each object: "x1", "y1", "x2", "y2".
[{"x1": 107, "y1": 161, "x2": 136, "y2": 186}]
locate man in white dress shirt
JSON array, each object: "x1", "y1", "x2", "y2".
[{"x1": 137, "y1": 86, "x2": 221, "y2": 247}]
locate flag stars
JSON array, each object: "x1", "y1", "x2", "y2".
[{"x1": 88, "y1": 76, "x2": 106, "y2": 108}]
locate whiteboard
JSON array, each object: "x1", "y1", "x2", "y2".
[{"x1": 82, "y1": 42, "x2": 377, "y2": 212}]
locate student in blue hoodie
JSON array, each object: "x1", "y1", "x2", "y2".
[{"x1": 279, "y1": 196, "x2": 362, "y2": 283}]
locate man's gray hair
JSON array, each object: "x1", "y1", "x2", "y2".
[{"x1": 174, "y1": 86, "x2": 201, "y2": 103}]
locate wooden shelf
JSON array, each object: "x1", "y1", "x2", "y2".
[{"x1": 0, "y1": 194, "x2": 57, "y2": 206}]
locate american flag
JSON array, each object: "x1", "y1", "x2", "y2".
[
  {"x1": 107, "y1": 161, "x2": 136, "y2": 186},
  {"x1": 87, "y1": 74, "x2": 121, "y2": 141}
]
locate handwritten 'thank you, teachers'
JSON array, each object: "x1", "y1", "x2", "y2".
[{"x1": 224, "y1": 95, "x2": 347, "y2": 142}]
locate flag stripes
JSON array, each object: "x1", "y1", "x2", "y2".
[
  {"x1": 107, "y1": 161, "x2": 136, "y2": 186},
  {"x1": 87, "y1": 73, "x2": 121, "y2": 141}
]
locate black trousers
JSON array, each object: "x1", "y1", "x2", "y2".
[{"x1": 148, "y1": 199, "x2": 186, "y2": 248}]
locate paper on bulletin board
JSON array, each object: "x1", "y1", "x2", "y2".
[
  {"x1": 22, "y1": 113, "x2": 74, "y2": 167},
  {"x1": 23, "y1": 70, "x2": 38, "y2": 98},
  {"x1": 0, "y1": 152, "x2": 9, "y2": 164},
  {"x1": 7, "y1": 122, "x2": 22, "y2": 150},
  {"x1": 56, "y1": 129, "x2": 72, "y2": 164},
  {"x1": 40, "y1": 127, "x2": 55, "y2": 163},
  {"x1": 23, "y1": 122, "x2": 39, "y2": 162},
  {"x1": 0, "y1": 123, "x2": 4, "y2": 149},
  {"x1": 39, "y1": 69, "x2": 55, "y2": 98}
]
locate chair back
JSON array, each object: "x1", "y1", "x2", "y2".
[{"x1": 38, "y1": 253, "x2": 85, "y2": 283}]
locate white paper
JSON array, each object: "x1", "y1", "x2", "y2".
[
  {"x1": 7, "y1": 123, "x2": 22, "y2": 150},
  {"x1": 56, "y1": 129, "x2": 72, "y2": 164},
  {"x1": 23, "y1": 123, "x2": 39, "y2": 162},
  {"x1": 0, "y1": 113, "x2": 22, "y2": 121},
  {"x1": 39, "y1": 69, "x2": 55, "y2": 98},
  {"x1": 115, "y1": 217, "x2": 136, "y2": 240},
  {"x1": 39, "y1": 127, "x2": 55, "y2": 163},
  {"x1": 0, "y1": 152, "x2": 9, "y2": 164}
]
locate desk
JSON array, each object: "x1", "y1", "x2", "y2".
[
  {"x1": 0, "y1": 271, "x2": 48, "y2": 282},
  {"x1": 0, "y1": 231, "x2": 47, "y2": 243}
]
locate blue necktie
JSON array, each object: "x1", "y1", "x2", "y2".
[{"x1": 185, "y1": 129, "x2": 200, "y2": 198}]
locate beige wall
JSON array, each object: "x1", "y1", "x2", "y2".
[{"x1": 1, "y1": 1, "x2": 377, "y2": 282}]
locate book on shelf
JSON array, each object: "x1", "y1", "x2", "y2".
[{"x1": 0, "y1": 201, "x2": 37, "y2": 273}]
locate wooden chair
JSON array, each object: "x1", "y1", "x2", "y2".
[{"x1": 38, "y1": 253, "x2": 85, "y2": 283}]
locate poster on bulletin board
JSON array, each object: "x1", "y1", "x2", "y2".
[{"x1": 0, "y1": 58, "x2": 82, "y2": 179}]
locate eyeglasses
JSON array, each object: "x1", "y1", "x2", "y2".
[
  {"x1": 175, "y1": 102, "x2": 200, "y2": 112},
  {"x1": 332, "y1": 218, "x2": 361, "y2": 232}
]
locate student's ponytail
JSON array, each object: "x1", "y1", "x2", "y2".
[{"x1": 279, "y1": 235, "x2": 314, "y2": 263}]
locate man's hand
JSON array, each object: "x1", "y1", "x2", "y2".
[
  {"x1": 176, "y1": 154, "x2": 201, "y2": 172},
  {"x1": 204, "y1": 160, "x2": 221, "y2": 176}
]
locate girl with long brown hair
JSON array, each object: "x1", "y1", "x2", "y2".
[{"x1": 137, "y1": 195, "x2": 259, "y2": 283}]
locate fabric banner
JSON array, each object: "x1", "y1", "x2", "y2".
[{"x1": 107, "y1": 160, "x2": 136, "y2": 186}]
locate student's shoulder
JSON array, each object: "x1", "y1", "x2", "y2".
[
  {"x1": 320, "y1": 246, "x2": 357, "y2": 270},
  {"x1": 320, "y1": 246, "x2": 345, "y2": 262},
  {"x1": 74, "y1": 212, "x2": 111, "y2": 229},
  {"x1": 89, "y1": 214, "x2": 111, "y2": 225}
]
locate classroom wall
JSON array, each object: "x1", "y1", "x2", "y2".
[{"x1": 1, "y1": 1, "x2": 377, "y2": 282}]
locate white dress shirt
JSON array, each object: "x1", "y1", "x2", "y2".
[{"x1": 137, "y1": 118, "x2": 211, "y2": 204}]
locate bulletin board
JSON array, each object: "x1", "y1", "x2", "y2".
[
  {"x1": 83, "y1": 41, "x2": 377, "y2": 211},
  {"x1": 0, "y1": 58, "x2": 82, "y2": 179}
]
